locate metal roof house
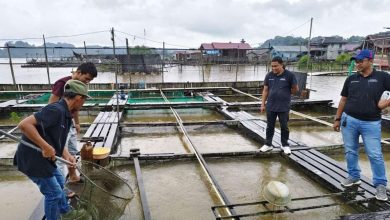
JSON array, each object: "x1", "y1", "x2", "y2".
[
  {"x1": 270, "y1": 46, "x2": 308, "y2": 61},
  {"x1": 310, "y1": 36, "x2": 347, "y2": 60},
  {"x1": 199, "y1": 40, "x2": 252, "y2": 63}
]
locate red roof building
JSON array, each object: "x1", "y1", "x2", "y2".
[{"x1": 199, "y1": 40, "x2": 252, "y2": 63}]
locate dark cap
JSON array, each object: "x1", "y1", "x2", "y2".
[
  {"x1": 64, "y1": 80, "x2": 91, "y2": 98},
  {"x1": 351, "y1": 49, "x2": 374, "y2": 61}
]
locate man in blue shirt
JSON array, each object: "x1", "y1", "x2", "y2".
[
  {"x1": 333, "y1": 49, "x2": 390, "y2": 201},
  {"x1": 259, "y1": 56, "x2": 299, "y2": 154},
  {"x1": 14, "y1": 80, "x2": 90, "y2": 219}
]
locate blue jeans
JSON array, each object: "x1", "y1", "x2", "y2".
[
  {"x1": 29, "y1": 168, "x2": 70, "y2": 220},
  {"x1": 265, "y1": 111, "x2": 290, "y2": 146},
  {"x1": 341, "y1": 112, "x2": 387, "y2": 187},
  {"x1": 57, "y1": 124, "x2": 78, "y2": 176}
]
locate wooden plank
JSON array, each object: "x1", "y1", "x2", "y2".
[
  {"x1": 305, "y1": 150, "x2": 383, "y2": 197},
  {"x1": 91, "y1": 124, "x2": 104, "y2": 138},
  {"x1": 93, "y1": 112, "x2": 105, "y2": 123},
  {"x1": 292, "y1": 151, "x2": 368, "y2": 200},
  {"x1": 99, "y1": 124, "x2": 111, "y2": 138},
  {"x1": 104, "y1": 124, "x2": 118, "y2": 148},
  {"x1": 83, "y1": 123, "x2": 97, "y2": 138}
]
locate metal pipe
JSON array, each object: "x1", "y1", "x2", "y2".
[
  {"x1": 0, "y1": 129, "x2": 73, "y2": 166},
  {"x1": 159, "y1": 89, "x2": 237, "y2": 218},
  {"x1": 133, "y1": 156, "x2": 152, "y2": 220}
]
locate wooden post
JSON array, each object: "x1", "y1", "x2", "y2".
[
  {"x1": 307, "y1": 17, "x2": 313, "y2": 88},
  {"x1": 235, "y1": 46, "x2": 239, "y2": 83},
  {"x1": 83, "y1": 41, "x2": 88, "y2": 57},
  {"x1": 381, "y1": 39, "x2": 385, "y2": 71},
  {"x1": 6, "y1": 44, "x2": 17, "y2": 89},
  {"x1": 111, "y1": 27, "x2": 120, "y2": 125},
  {"x1": 126, "y1": 38, "x2": 131, "y2": 88},
  {"x1": 161, "y1": 42, "x2": 165, "y2": 84},
  {"x1": 43, "y1": 34, "x2": 51, "y2": 85}
]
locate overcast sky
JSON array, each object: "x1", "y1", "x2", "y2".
[{"x1": 0, "y1": 0, "x2": 388, "y2": 48}]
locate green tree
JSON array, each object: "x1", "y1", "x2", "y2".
[
  {"x1": 298, "y1": 55, "x2": 309, "y2": 69},
  {"x1": 130, "y1": 46, "x2": 152, "y2": 55},
  {"x1": 10, "y1": 112, "x2": 21, "y2": 123},
  {"x1": 335, "y1": 53, "x2": 352, "y2": 63}
]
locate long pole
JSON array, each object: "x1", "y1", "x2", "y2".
[
  {"x1": 235, "y1": 46, "x2": 239, "y2": 83},
  {"x1": 111, "y1": 27, "x2": 120, "y2": 124},
  {"x1": 83, "y1": 41, "x2": 88, "y2": 57},
  {"x1": 161, "y1": 42, "x2": 165, "y2": 84},
  {"x1": 43, "y1": 34, "x2": 51, "y2": 85},
  {"x1": 307, "y1": 17, "x2": 313, "y2": 90},
  {"x1": 126, "y1": 38, "x2": 132, "y2": 88},
  {"x1": 6, "y1": 44, "x2": 17, "y2": 89}
]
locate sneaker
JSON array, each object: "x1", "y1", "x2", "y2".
[
  {"x1": 259, "y1": 145, "x2": 273, "y2": 152},
  {"x1": 341, "y1": 177, "x2": 361, "y2": 187},
  {"x1": 375, "y1": 185, "x2": 388, "y2": 201},
  {"x1": 61, "y1": 208, "x2": 87, "y2": 220},
  {"x1": 280, "y1": 146, "x2": 291, "y2": 155}
]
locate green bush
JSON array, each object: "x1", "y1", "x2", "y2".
[
  {"x1": 336, "y1": 53, "x2": 352, "y2": 63},
  {"x1": 10, "y1": 112, "x2": 21, "y2": 123},
  {"x1": 298, "y1": 55, "x2": 309, "y2": 68}
]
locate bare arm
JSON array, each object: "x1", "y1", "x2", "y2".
[
  {"x1": 18, "y1": 115, "x2": 56, "y2": 160},
  {"x1": 48, "y1": 94, "x2": 60, "y2": 104},
  {"x1": 333, "y1": 96, "x2": 347, "y2": 132},
  {"x1": 261, "y1": 85, "x2": 269, "y2": 113},
  {"x1": 291, "y1": 84, "x2": 299, "y2": 95},
  {"x1": 72, "y1": 111, "x2": 80, "y2": 134},
  {"x1": 378, "y1": 99, "x2": 390, "y2": 109}
]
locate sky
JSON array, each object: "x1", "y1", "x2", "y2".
[{"x1": 0, "y1": 0, "x2": 388, "y2": 48}]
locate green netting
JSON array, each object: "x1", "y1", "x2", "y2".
[
  {"x1": 127, "y1": 96, "x2": 204, "y2": 104},
  {"x1": 85, "y1": 98, "x2": 111, "y2": 105},
  {"x1": 88, "y1": 91, "x2": 115, "y2": 98},
  {"x1": 128, "y1": 91, "x2": 162, "y2": 99},
  {"x1": 128, "y1": 90, "x2": 204, "y2": 103},
  {"x1": 25, "y1": 93, "x2": 52, "y2": 104},
  {"x1": 74, "y1": 160, "x2": 134, "y2": 220}
]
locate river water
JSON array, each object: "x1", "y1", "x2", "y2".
[
  {"x1": 0, "y1": 58, "x2": 346, "y2": 106},
  {"x1": 0, "y1": 59, "x2": 388, "y2": 219}
]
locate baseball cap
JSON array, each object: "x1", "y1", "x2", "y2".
[
  {"x1": 351, "y1": 49, "x2": 374, "y2": 61},
  {"x1": 64, "y1": 80, "x2": 91, "y2": 98}
]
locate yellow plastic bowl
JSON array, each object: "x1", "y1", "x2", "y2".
[{"x1": 93, "y1": 147, "x2": 110, "y2": 160}]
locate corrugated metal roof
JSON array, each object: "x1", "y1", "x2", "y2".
[
  {"x1": 212, "y1": 42, "x2": 252, "y2": 50},
  {"x1": 200, "y1": 42, "x2": 252, "y2": 50},
  {"x1": 272, "y1": 46, "x2": 308, "y2": 52},
  {"x1": 200, "y1": 43, "x2": 214, "y2": 50}
]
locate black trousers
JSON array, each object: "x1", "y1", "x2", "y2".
[{"x1": 265, "y1": 111, "x2": 290, "y2": 146}]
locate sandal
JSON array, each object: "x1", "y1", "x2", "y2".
[
  {"x1": 64, "y1": 188, "x2": 76, "y2": 198},
  {"x1": 68, "y1": 176, "x2": 85, "y2": 184}
]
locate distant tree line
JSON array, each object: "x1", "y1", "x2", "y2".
[{"x1": 259, "y1": 35, "x2": 365, "y2": 48}]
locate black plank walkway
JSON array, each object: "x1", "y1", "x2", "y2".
[
  {"x1": 82, "y1": 111, "x2": 122, "y2": 152},
  {"x1": 219, "y1": 109, "x2": 390, "y2": 211}
]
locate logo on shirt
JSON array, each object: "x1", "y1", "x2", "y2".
[
  {"x1": 350, "y1": 81, "x2": 359, "y2": 84},
  {"x1": 280, "y1": 78, "x2": 286, "y2": 81},
  {"x1": 368, "y1": 79, "x2": 378, "y2": 83}
]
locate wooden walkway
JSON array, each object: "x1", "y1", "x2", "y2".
[
  {"x1": 82, "y1": 111, "x2": 122, "y2": 151},
  {"x1": 219, "y1": 109, "x2": 390, "y2": 211}
]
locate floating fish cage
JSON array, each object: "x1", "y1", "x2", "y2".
[{"x1": 0, "y1": 87, "x2": 389, "y2": 219}]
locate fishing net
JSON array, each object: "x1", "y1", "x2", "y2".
[{"x1": 74, "y1": 160, "x2": 134, "y2": 220}]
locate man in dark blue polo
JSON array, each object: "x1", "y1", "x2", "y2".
[
  {"x1": 333, "y1": 49, "x2": 390, "y2": 201},
  {"x1": 260, "y1": 56, "x2": 299, "y2": 154},
  {"x1": 14, "y1": 80, "x2": 90, "y2": 219}
]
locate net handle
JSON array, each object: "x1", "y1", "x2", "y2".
[{"x1": 0, "y1": 129, "x2": 75, "y2": 167}]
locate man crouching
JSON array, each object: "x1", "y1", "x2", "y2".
[{"x1": 14, "y1": 80, "x2": 90, "y2": 220}]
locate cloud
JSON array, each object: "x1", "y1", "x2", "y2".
[{"x1": 0, "y1": 0, "x2": 388, "y2": 48}]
